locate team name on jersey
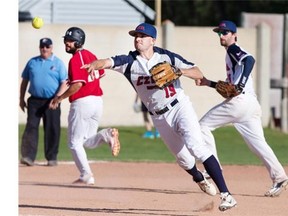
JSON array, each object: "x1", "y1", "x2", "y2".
[{"x1": 136, "y1": 75, "x2": 155, "y2": 86}]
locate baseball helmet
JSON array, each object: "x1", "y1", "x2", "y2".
[{"x1": 63, "y1": 27, "x2": 85, "y2": 48}]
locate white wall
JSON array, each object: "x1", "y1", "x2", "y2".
[{"x1": 18, "y1": 22, "x2": 257, "y2": 127}]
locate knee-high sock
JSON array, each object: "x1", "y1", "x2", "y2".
[
  {"x1": 186, "y1": 165, "x2": 204, "y2": 182},
  {"x1": 203, "y1": 155, "x2": 229, "y2": 193}
]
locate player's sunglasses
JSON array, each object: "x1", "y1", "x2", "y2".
[
  {"x1": 217, "y1": 31, "x2": 231, "y2": 36},
  {"x1": 40, "y1": 45, "x2": 51, "y2": 49}
]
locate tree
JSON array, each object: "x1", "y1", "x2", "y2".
[{"x1": 142, "y1": 0, "x2": 288, "y2": 26}]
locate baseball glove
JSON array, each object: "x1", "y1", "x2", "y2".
[
  {"x1": 149, "y1": 61, "x2": 182, "y2": 89},
  {"x1": 215, "y1": 80, "x2": 241, "y2": 98}
]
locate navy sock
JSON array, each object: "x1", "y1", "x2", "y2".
[
  {"x1": 186, "y1": 165, "x2": 204, "y2": 182},
  {"x1": 203, "y1": 155, "x2": 229, "y2": 193}
]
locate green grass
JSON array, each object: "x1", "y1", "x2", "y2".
[
  {"x1": 213, "y1": 127, "x2": 288, "y2": 165},
  {"x1": 18, "y1": 125, "x2": 288, "y2": 165}
]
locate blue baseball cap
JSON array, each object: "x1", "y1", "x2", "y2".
[
  {"x1": 129, "y1": 23, "x2": 157, "y2": 39},
  {"x1": 213, "y1": 20, "x2": 237, "y2": 33}
]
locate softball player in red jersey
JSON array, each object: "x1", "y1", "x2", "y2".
[
  {"x1": 50, "y1": 27, "x2": 120, "y2": 185},
  {"x1": 197, "y1": 20, "x2": 288, "y2": 197},
  {"x1": 82, "y1": 23, "x2": 237, "y2": 211}
]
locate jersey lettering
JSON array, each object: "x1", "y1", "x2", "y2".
[
  {"x1": 136, "y1": 76, "x2": 155, "y2": 86},
  {"x1": 164, "y1": 84, "x2": 176, "y2": 98},
  {"x1": 226, "y1": 64, "x2": 232, "y2": 82},
  {"x1": 88, "y1": 71, "x2": 95, "y2": 82}
]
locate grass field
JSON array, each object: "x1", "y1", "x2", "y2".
[{"x1": 18, "y1": 125, "x2": 288, "y2": 165}]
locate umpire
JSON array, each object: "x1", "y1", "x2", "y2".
[{"x1": 19, "y1": 38, "x2": 68, "y2": 166}]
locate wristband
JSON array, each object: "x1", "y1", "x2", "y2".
[{"x1": 210, "y1": 81, "x2": 217, "y2": 88}]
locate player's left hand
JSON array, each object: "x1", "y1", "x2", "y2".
[
  {"x1": 149, "y1": 61, "x2": 182, "y2": 89},
  {"x1": 215, "y1": 80, "x2": 243, "y2": 98}
]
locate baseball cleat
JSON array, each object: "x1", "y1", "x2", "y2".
[
  {"x1": 197, "y1": 178, "x2": 217, "y2": 196},
  {"x1": 264, "y1": 179, "x2": 288, "y2": 197},
  {"x1": 73, "y1": 174, "x2": 95, "y2": 185},
  {"x1": 109, "y1": 128, "x2": 120, "y2": 157},
  {"x1": 201, "y1": 170, "x2": 211, "y2": 179},
  {"x1": 219, "y1": 192, "x2": 237, "y2": 211}
]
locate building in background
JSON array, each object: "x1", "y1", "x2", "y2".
[
  {"x1": 242, "y1": 12, "x2": 288, "y2": 132},
  {"x1": 18, "y1": 0, "x2": 155, "y2": 25}
]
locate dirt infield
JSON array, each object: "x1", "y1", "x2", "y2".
[{"x1": 19, "y1": 162, "x2": 288, "y2": 216}]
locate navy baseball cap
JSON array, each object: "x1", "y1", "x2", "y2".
[
  {"x1": 213, "y1": 20, "x2": 237, "y2": 33},
  {"x1": 40, "y1": 38, "x2": 53, "y2": 46},
  {"x1": 129, "y1": 23, "x2": 157, "y2": 39}
]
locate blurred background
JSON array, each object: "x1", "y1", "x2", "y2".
[{"x1": 18, "y1": 0, "x2": 288, "y2": 133}]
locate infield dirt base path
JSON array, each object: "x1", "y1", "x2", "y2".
[{"x1": 19, "y1": 162, "x2": 288, "y2": 216}]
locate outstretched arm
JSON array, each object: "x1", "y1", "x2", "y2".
[
  {"x1": 195, "y1": 76, "x2": 217, "y2": 88},
  {"x1": 81, "y1": 58, "x2": 112, "y2": 73},
  {"x1": 181, "y1": 66, "x2": 204, "y2": 80}
]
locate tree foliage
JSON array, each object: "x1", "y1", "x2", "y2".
[{"x1": 142, "y1": 0, "x2": 288, "y2": 26}]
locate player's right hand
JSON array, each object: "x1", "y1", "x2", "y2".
[
  {"x1": 195, "y1": 76, "x2": 210, "y2": 86},
  {"x1": 81, "y1": 63, "x2": 93, "y2": 73},
  {"x1": 81, "y1": 59, "x2": 112, "y2": 73}
]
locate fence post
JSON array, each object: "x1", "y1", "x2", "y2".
[
  {"x1": 256, "y1": 22, "x2": 271, "y2": 127},
  {"x1": 162, "y1": 20, "x2": 175, "y2": 50}
]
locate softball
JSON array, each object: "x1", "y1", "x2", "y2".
[{"x1": 32, "y1": 17, "x2": 44, "y2": 29}]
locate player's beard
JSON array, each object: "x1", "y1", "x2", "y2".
[{"x1": 65, "y1": 46, "x2": 77, "y2": 54}]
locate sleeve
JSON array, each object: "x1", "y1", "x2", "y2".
[
  {"x1": 58, "y1": 59, "x2": 68, "y2": 82},
  {"x1": 153, "y1": 46, "x2": 195, "y2": 69},
  {"x1": 227, "y1": 44, "x2": 249, "y2": 64},
  {"x1": 21, "y1": 58, "x2": 35, "y2": 80},
  {"x1": 238, "y1": 55, "x2": 255, "y2": 87},
  {"x1": 111, "y1": 54, "x2": 134, "y2": 73},
  {"x1": 21, "y1": 62, "x2": 30, "y2": 79},
  {"x1": 228, "y1": 44, "x2": 255, "y2": 87},
  {"x1": 68, "y1": 55, "x2": 87, "y2": 84}
]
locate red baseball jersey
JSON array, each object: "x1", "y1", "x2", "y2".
[{"x1": 68, "y1": 49, "x2": 105, "y2": 102}]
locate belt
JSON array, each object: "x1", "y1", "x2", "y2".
[
  {"x1": 30, "y1": 96, "x2": 51, "y2": 100},
  {"x1": 149, "y1": 99, "x2": 179, "y2": 115}
]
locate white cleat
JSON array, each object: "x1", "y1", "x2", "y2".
[
  {"x1": 197, "y1": 178, "x2": 217, "y2": 196},
  {"x1": 201, "y1": 169, "x2": 211, "y2": 179},
  {"x1": 264, "y1": 179, "x2": 288, "y2": 197},
  {"x1": 219, "y1": 192, "x2": 237, "y2": 211},
  {"x1": 73, "y1": 174, "x2": 95, "y2": 185}
]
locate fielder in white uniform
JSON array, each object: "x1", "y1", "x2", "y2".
[
  {"x1": 82, "y1": 23, "x2": 237, "y2": 211},
  {"x1": 197, "y1": 20, "x2": 288, "y2": 197}
]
